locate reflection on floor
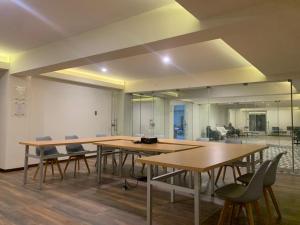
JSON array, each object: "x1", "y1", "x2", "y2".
[
  {"x1": 223, "y1": 135, "x2": 300, "y2": 171},
  {"x1": 0, "y1": 158, "x2": 300, "y2": 225}
]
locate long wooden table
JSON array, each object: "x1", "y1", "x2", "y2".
[
  {"x1": 20, "y1": 136, "x2": 267, "y2": 225},
  {"x1": 19, "y1": 136, "x2": 199, "y2": 189},
  {"x1": 137, "y1": 143, "x2": 267, "y2": 225}
]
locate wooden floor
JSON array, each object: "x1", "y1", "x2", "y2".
[{"x1": 0, "y1": 158, "x2": 299, "y2": 225}]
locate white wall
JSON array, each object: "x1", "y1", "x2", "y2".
[
  {"x1": 0, "y1": 71, "x2": 9, "y2": 168},
  {"x1": 1, "y1": 75, "x2": 115, "y2": 169}
]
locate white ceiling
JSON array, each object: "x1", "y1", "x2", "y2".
[
  {"x1": 0, "y1": 0, "x2": 173, "y2": 54},
  {"x1": 79, "y1": 39, "x2": 253, "y2": 81}
]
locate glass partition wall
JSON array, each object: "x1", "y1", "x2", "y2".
[{"x1": 126, "y1": 80, "x2": 299, "y2": 174}]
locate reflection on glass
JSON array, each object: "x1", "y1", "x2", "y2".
[{"x1": 128, "y1": 81, "x2": 298, "y2": 173}]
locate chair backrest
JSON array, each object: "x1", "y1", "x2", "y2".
[
  {"x1": 225, "y1": 139, "x2": 242, "y2": 144},
  {"x1": 236, "y1": 160, "x2": 271, "y2": 202},
  {"x1": 65, "y1": 135, "x2": 84, "y2": 153},
  {"x1": 264, "y1": 152, "x2": 286, "y2": 186},
  {"x1": 36, "y1": 136, "x2": 58, "y2": 156}
]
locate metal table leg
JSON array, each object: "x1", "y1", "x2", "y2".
[
  {"x1": 97, "y1": 145, "x2": 102, "y2": 184},
  {"x1": 147, "y1": 165, "x2": 153, "y2": 225},
  {"x1": 39, "y1": 151, "x2": 44, "y2": 190},
  {"x1": 23, "y1": 145, "x2": 29, "y2": 185},
  {"x1": 194, "y1": 172, "x2": 200, "y2": 225},
  {"x1": 210, "y1": 168, "x2": 215, "y2": 196}
]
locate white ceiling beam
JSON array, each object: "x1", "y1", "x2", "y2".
[{"x1": 10, "y1": 2, "x2": 202, "y2": 76}]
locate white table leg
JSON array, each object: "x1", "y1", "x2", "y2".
[
  {"x1": 194, "y1": 172, "x2": 200, "y2": 225},
  {"x1": 97, "y1": 145, "x2": 102, "y2": 184},
  {"x1": 170, "y1": 168, "x2": 175, "y2": 203},
  {"x1": 147, "y1": 165, "x2": 153, "y2": 225},
  {"x1": 23, "y1": 145, "x2": 29, "y2": 185}
]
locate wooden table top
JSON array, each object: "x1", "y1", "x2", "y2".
[
  {"x1": 94, "y1": 139, "x2": 199, "y2": 153},
  {"x1": 137, "y1": 143, "x2": 268, "y2": 172},
  {"x1": 20, "y1": 136, "x2": 268, "y2": 169},
  {"x1": 19, "y1": 136, "x2": 126, "y2": 147}
]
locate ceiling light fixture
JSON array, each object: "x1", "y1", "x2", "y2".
[
  {"x1": 101, "y1": 67, "x2": 108, "y2": 73},
  {"x1": 162, "y1": 56, "x2": 171, "y2": 64}
]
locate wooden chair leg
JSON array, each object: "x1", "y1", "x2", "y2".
[
  {"x1": 141, "y1": 163, "x2": 145, "y2": 174},
  {"x1": 228, "y1": 203, "x2": 235, "y2": 225},
  {"x1": 263, "y1": 187, "x2": 273, "y2": 223},
  {"x1": 232, "y1": 166, "x2": 237, "y2": 183},
  {"x1": 51, "y1": 160, "x2": 54, "y2": 175},
  {"x1": 236, "y1": 166, "x2": 242, "y2": 177},
  {"x1": 56, "y1": 159, "x2": 63, "y2": 180},
  {"x1": 217, "y1": 200, "x2": 230, "y2": 225},
  {"x1": 235, "y1": 203, "x2": 243, "y2": 218},
  {"x1": 253, "y1": 200, "x2": 262, "y2": 223},
  {"x1": 215, "y1": 167, "x2": 223, "y2": 185},
  {"x1": 104, "y1": 154, "x2": 109, "y2": 169},
  {"x1": 78, "y1": 158, "x2": 80, "y2": 171},
  {"x1": 131, "y1": 154, "x2": 135, "y2": 173},
  {"x1": 83, "y1": 155, "x2": 90, "y2": 175},
  {"x1": 43, "y1": 160, "x2": 48, "y2": 182},
  {"x1": 122, "y1": 153, "x2": 128, "y2": 167},
  {"x1": 245, "y1": 203, "x2": 255, "y2": 225},
  {"x1": 74, "y1": 158, "x2": 77, "y2": 177},
  {"x1": 64, "y1": 157, "x2": 71, "y2": 174},
  {"x1": 267, "y1": 186, "x2": 282, "y2": 219},
  {"x1": 222, "y1": 166, "x2": 227, "y2": 181},
  {"x1": 33, "y1": 165, "x2": 40, "y2": 180},
  {"x1": 207, "y1": 171, "x2": 211, "y2": 179}
]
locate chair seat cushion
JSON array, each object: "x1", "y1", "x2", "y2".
[
  {"x1": 215, "y1": 183, "x2": 246, "y2": 202},
  {"x1": 237, "y1": 173, "x2": 254, "y2": 184}
]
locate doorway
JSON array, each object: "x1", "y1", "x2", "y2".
[
  {"x1": 173, "y1": 105, "x2": 185, "y2": 139},
  {"x1": 249, "y1": 113, "x2": 266, "y2": 132}
]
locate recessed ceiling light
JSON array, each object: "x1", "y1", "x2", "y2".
[
  {"x1": 162, "y1": 56, "x2": 171, "y2": 64},
  {"x1": 101, "y1": 67, "x2": 108, "y2": 73}
]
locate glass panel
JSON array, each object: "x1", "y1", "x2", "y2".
[
  {"x1": 153, "y1": 96, "x2": 165, "y2": 138},
  {"x1": 132, "y1": 94, "x2": 142, "y2": 136}
]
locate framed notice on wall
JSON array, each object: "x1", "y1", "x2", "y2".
[{"x1": 13, "y1": 85, "x2": 27, "y2": 116}]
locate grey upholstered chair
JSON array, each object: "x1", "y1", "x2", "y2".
[
  {"x1": 33, "y1": 136, "x2": 63, "y2": 182},
  {"x1": 215, "y1": 139, "x2": 244, "y2": 184},
  {"x1": 96, "y1": 134, "x2": 118, "y2": 173},
  {"x1": 237, "y1": 152, "x2": 285, "y2": 221},
  {"x1": 64, "y1": 135, "x2": 90, "y2": 177},
  {"x1": 215, "y1": 160, "x2": 271, "y2": 225}
]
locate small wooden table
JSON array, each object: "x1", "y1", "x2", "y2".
[{"x1": 137, "y1": 143, "x2": 268, "y2": 225}]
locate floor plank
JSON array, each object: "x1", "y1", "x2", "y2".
[{"x1": 0, "y1": 158, "x2": 299, "y2": 225}]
